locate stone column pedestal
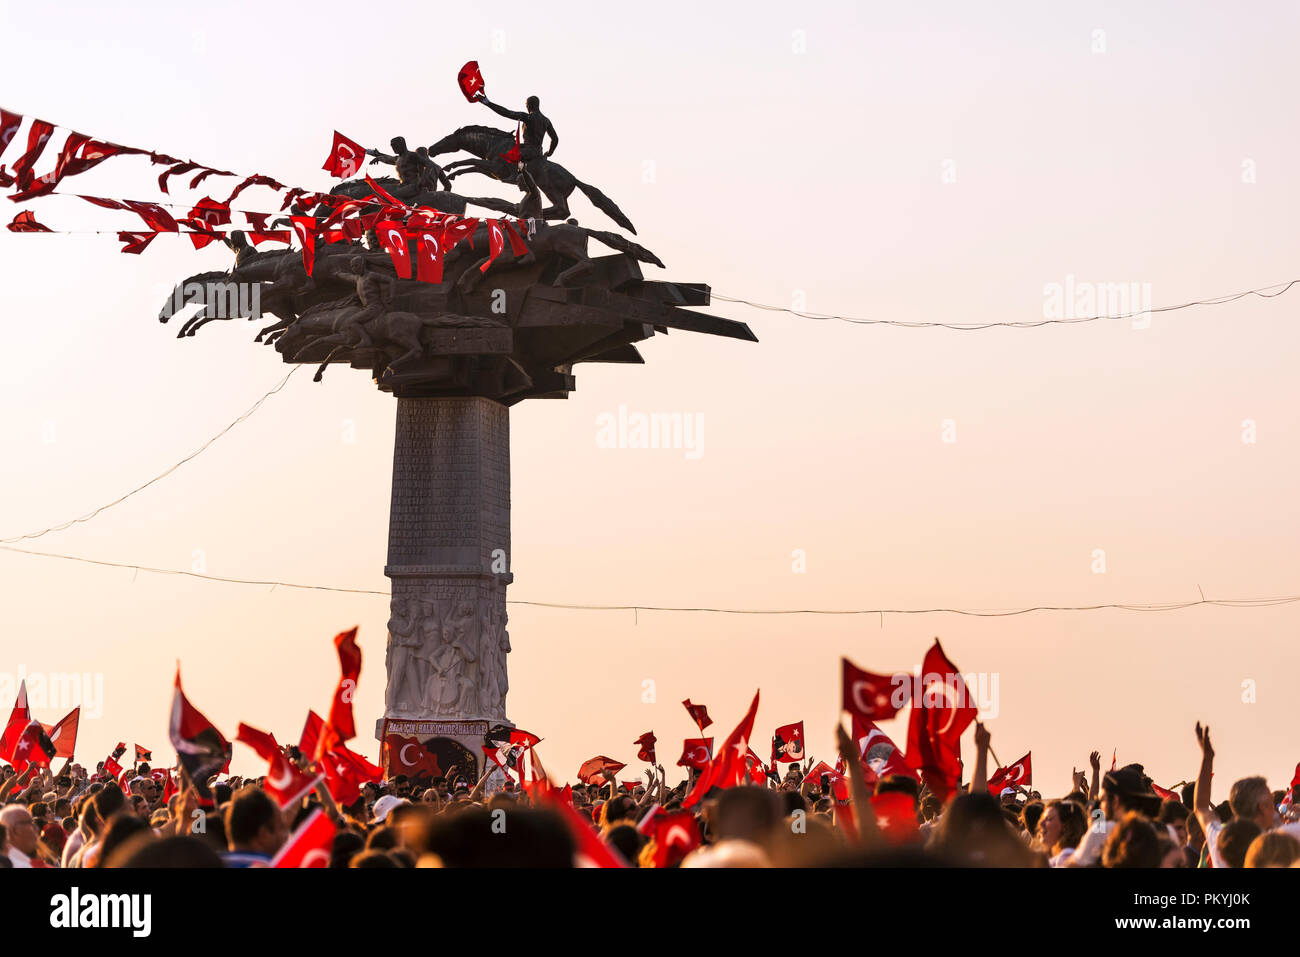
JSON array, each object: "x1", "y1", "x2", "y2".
[{"x1": 378, "y1": 397, "x2": 512, "y2": 778}]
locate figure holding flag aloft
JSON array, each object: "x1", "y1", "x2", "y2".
[{"x1": 467, "y1": 65, "x2": 559, "y2": 176}]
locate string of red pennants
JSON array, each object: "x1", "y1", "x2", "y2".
[{"x1": 0, "y1": 106, "x2": 530, "y2": 280}]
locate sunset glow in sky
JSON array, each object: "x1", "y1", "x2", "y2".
[{"x1": 2, "y1": 0, "x2": 1298, "y2": 796}]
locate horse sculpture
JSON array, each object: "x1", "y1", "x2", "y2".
[{"x1": 428, "y1": 125, "x2": 637, "y2": 234}]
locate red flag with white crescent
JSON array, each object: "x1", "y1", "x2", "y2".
[
  {"x1": 413, "y1": 223, "x2": 445, "y2": 283},
  {"x1": 9, "y1": 119, "x2": 54, "y2": 189},
  {"x1": 377, "y1": 221, "x2": 413, "y2": 280},
  {"x1": 0, "y1": 109, "x2": 21, "y2": 159},
  {"x1": 676, "y1": 737, "x2": 713, "y2": 770},
  {"x1": 237, "y1": 723, "x2": 322, "y2": 809},
  {"x1": 320, "y1": 742, "x2": 383, "y2": 805},
  {"x1": 323, "y1": 130, "x2": 366, "y2": 179},
  {"x1": 651, "y1": 810, "x2": 700, "y2": 868},
  {"x1": 117, "y1": 231, "x2": 158, "y2": 254},
  {"x1": 903, "y1": 639, "x2": 977, "y2": 802},
  {"x1": 442, "y1": 216, "x2": 479, "y2": 251},
  {"x1": 805, "y1": 760, "x2": 849, "y2": 801},
  {"x1": 290, "y1": 216, "x2": 317, "y2": 277},
  {"x1": 842, "y1": 657, "x2": 905, "y2": 721},
  {"x1": 271, "y1": 808, "x2": 336, "y2": 868},
  {"x1": 987, "y1": 751, "x2": 1032, "y2": 796}
]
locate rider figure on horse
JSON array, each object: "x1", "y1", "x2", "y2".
[
  {"x1": 367, "y1": 136, "x2": 453, "y2": 197},
  {"x1": 475, "y1": 92, "x2": 558, "y2": 174}
]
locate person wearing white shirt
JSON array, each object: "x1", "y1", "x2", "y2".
[{"x1": 1192, "y1": 720, "x2": 1300, "y2": 868}]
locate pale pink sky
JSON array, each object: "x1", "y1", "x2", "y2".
[{"x1": 1, "y1": 1, "x2": 1298, "y2": 796}]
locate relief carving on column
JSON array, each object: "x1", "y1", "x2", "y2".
[{"x1": 385, "y1": 582, "x2": 508, "y2": 722}]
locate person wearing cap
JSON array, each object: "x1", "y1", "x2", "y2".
[{"x1": 1066, "y1": 763, "x2": 1162, "y2": 867}]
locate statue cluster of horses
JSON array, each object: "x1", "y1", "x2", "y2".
[{"x1": 160, "y1": 122, "x2": 752, "y2": 402}]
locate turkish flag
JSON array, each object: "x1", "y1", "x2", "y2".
[
  {"x1": 9, "y1": 720, "x2": 56, "y2": 772},
  {"x1": 326, "y1": 627, "x2": 362, "y2": 747},
  {"x1": 478, "y1": 218, "x2": 508, "y2": 273},
  {"x1": 870, "y1": 790, "x2": 920, "y2": 843},
  {"x1": 987, "y1": 752, "x2": 1032, "y2": 796},
  {"x1": 134, "y1": 745, "x2": 152, "y2": 764},
  {"x1": 677, "y1": 738, "x2": 713, "y2": 770},
  {"x1": 161, "y1": 768, "x2": 178, "y2": 804},
  {"x1": 458, "y1": 60, "x2": 486, "y2": 102},
  {"x1": 634, "y1": 731, "x2": 657, "y2": 763},
  {"x1": 102, "y1": 755, "x2": 124, "y2": 780},
  {"x1": 111, "y1": 742, "x2": 128, "y2": 761},
  {"x1": 224, "y1": 174, "x2": 285, "y2": 205},
  {"x1": 852, "y1": 715, "x2": 915, "y2": 783},
  {"x1": 363, "y1": 174, "x2": 407, "y2": 210},
  {"x1": 117, "y1": 231, "x2": 158, "y2": 254},
  {"x1": 123, "y1": 200, "x2": 179, "y2": 232},
  {"x1": 1151, "y1": 781, "x2": 1177, "y2": 801},
  {"x1": 683, "y1": 690, "x2": 761, "y2": 808},
  {"x1": 682, "y1": 699, "x2": 713, "y2": 733},
  {"x1": 41, "y1": 707, "x2": 79, "y2": 759},
  {"x1": 842, "y1": 657, "x2": 905, "y2": 721},
  {"x1": 651, "y1": 810, "x2": 700, "y2": 868},
  {"x1": 185, "y1": 197, "x2": 231, "y2": 231},
  {"x1": 263, "y1": 754, "x2": 322, "y2": 806},
  {"x1": 904, "y1": 639, "x2": 977, "y2": 802},
  {"x1": 577, "y1": 755, "x2": 626, "y2": 786},
  {"x1": 388, "y1": 734, "x2": 442, "y2": 780},
  {"x1": 500, "y1": 127, "x2": 522, "y2": 165},
  {"x1": 271, "y1": 808, "x2": 336, "y2": 868},
  {"x1": 412, "y1": 223, "x2": 445, "y2": 283},
  {"x1": 323, "y1": 130, "x2": 366, "y2": 179},
  {"x1": 158, "y1": 161, "x2": 201, "y2": 194},
  {"x1": 169, "y1": 667, "x2": 232, "y2": 804},
  {"x1": 771, "y1": 721, "x2": 805, "y2": 764},
  {"x1": 744, "y1": 748, "x2": 770, "y2": 786},
  {"x1": 239, "y1": 723, "x2": 322, "y2": 809},
  {"x1": 57, "y1": 140, "x2": 128, "y2": 179},
  {"x1": 290, "y1": 216, "x2": 317, "y2": 277},
  {"x1": 320, "y1": 742, "x2": 383, "y2": 805},
  {"x1": 804, "y1": 761, "x2": 849, "y2": 801},
  {"x1": 377, "y1": 220, "x2": 413, "y2": 280},
  {"x1": 299, "y1": 711, "x2": 324, "y2": 758},
  {"x1": 558, "y1": 800, "x2": 627, "y2": 868},
  {"x1": 7, "y1": 131, "x2": 91, "y2": 199},
  {"x1": 0, "y1": 109, "x2": 21, "y2": 159},
  {"x1": 442, "y1": 216, "x2": 479, "y2": 251},
  {"x1": 7, "y1": 210, "x2": 53, "y2": 232},
  {"x1": 503, "y1": 218, "x2": 529, "y2": 256},
  {"x1": 10, "y1": 119, "x2": 54, "y2": 189}
]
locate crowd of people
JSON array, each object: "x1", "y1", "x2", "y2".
[{"x1": 1, "y1": 718, "x2": 1296, "y2": 868}]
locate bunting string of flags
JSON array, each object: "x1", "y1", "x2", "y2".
[{"x1": 0, "y1": 107, "x2": 532, "y2": 279}]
